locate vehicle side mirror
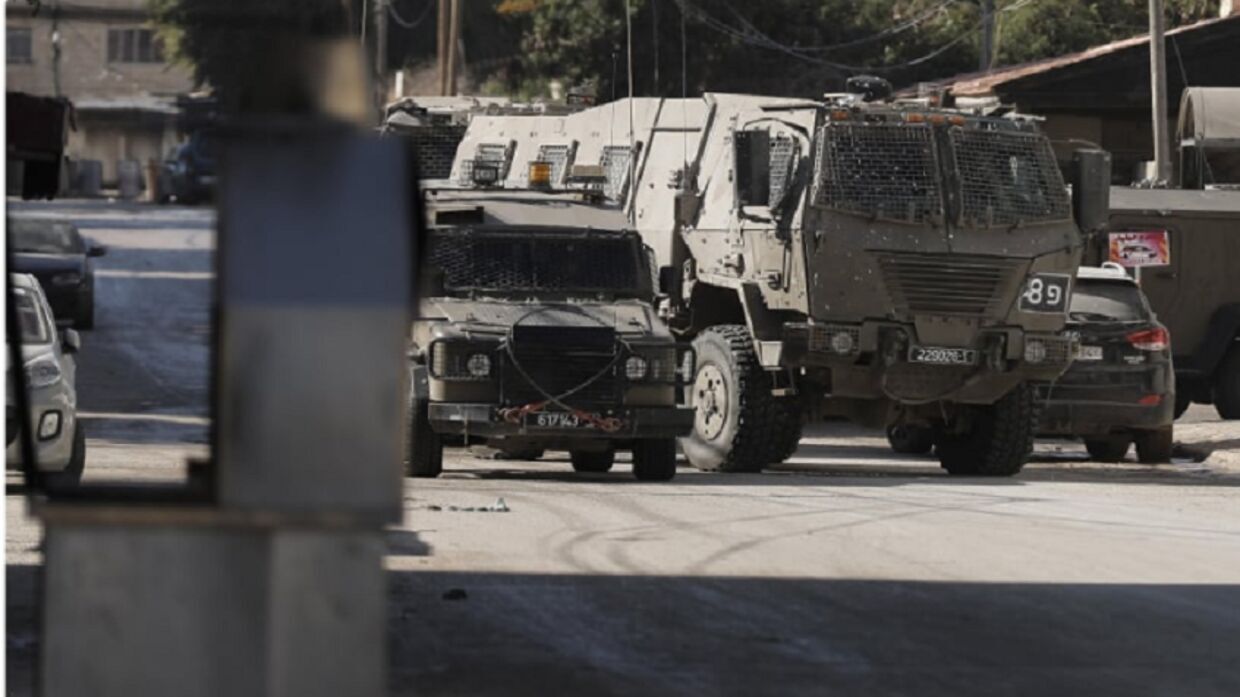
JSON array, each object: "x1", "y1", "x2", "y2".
[
  {"x1": 1071, "y1": 148, "x2": 1112, "y2": 238},
  {"x1": 657, "y1": 265, "x2": 679, "y2": 296},
  {"x1": 735, "y1": 130, "x2": 770, "y2": 208},
  {"x1": 61, "y1": 328, "x2": 81, "y2": 354},
  {"x1": 88, "y1": 244, "x2": 107, "y2": 258}
]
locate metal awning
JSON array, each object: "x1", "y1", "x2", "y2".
[{"x1": 1177, "y1": 87, "x2": 1240, "y2": 150}]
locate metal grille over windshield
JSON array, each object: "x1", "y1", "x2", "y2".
[
  {"x1": 814, "y1": 123, "x2": 941, "y2": 223},
  {"x1": 769, "y1": 135, "x2": 798, "y2": 206},
  {"x1": 536, "y1": 144, "x2": 571, "y2": 184},
  {"x1": 951, "y1": 128, "x2": 1070, "y2": 226},
  {"x1": 457, "y1": 142, "x2": 512, "y2": 185},
  {"x1": 428, "y1": 231, "x2": 641, "y2": 293}
]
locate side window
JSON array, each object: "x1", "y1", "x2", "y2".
[
  {"x1": 107, "y1": 28, "x2": 165, "y2": 63},
  {"x1": 7, "y1": 27, "x2": 32, "y2": 64}
]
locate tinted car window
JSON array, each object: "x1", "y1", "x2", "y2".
[
  {"x1": 13, "y1": 287, "x2": 51, "y2": 344},
  {"x1": 9, "y1": 220, "x2": 85, "y2": 254},
  {"x1": 1069, "y1": 280, "x2": 1148, "y2": 322}
]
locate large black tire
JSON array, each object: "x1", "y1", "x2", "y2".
[
  {"x1": 767, "y1": 396, "x2": 804, "y2": 463},
  {"x1": 886, "y1": 423, "x2": 936, "y2": 455},
  {"x1": 74, "y1": 300, "x2": 95, "y2": 330},
  {"x1": 681, "y1": 326, "x2": 781, "y2": 473},
  {"x1": 936, "y1": 384, "x2": 1038, "y2": 476},
  {"x1": 571, "y1": 449, "x2": 615, "y2": 473},
  {"x1": 1084, "y1": 437, "x2": 1131, "y2": 463},
  {"x1": 408, "y1": 400, "x2": 443, "y2": 478},
  {"x1": 1173, "y1": 389, "x2": 1191, "y2": 420},
  {"x1": 1214, "y1": 347, "x2": 1240, "y2": 420},
  {"x1": 44, "y1": 424, "x2": 85, "y2": 488},
  {"x1": 632, "y1": 438, "x2": 677, "y2": 481},
  {"x1": 1134, "y1": 426, "x2": 1174, "y2": 464}
]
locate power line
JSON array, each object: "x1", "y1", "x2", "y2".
[
  {"x1": 674, "y1": 0, "x2": 1035, "y2": 75},
  {"x1": 388, "y1": 0, "x2": 434, "y2": 30}
]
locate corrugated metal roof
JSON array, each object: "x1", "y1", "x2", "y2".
[{"x1": 908, "y1": 14, "x2": 1240, "y2": 98}]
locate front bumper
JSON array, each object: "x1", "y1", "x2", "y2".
[
  {"x1": 783, "y1": 320, "x2": 1076, "y2": 404},
  {"x1": 428, "y1": 403, "x2": 695, "y2": 439}
]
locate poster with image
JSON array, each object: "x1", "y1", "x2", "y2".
[{"x1": 1108, "y1": 230, "x2": 1170, "y2": 267}]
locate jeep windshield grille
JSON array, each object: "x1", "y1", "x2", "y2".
[
  {"x1": 950, "y1": 128, "x2": 1070, "y2": 227},
  {"x1": 814, "y1": 123, "x2": 942, "y2": 223},
  {"x1": 427, "y1": 230, "x2": 643, "y2": 294}
]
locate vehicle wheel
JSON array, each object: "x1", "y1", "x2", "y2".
[
  {"x1": 766, "y1": 396, "x2": 804, "y2": 463},
  {"x1": 886, "y1": 423, "x2": 936, "y2": 455},
  {"x1": 1084, "y1": 437, "x2": 1131, "y2": 463},
  {"x1": 632, "y1": 438, "x2": 677, "y2": 481},
  {"x1": 936, "y1": 384, "x2": 1038, "y2": 476},
  {"x1": 1173, "y1": 388, "x2": 1191, "y2": 420},
  {"x1": 1134, "y1": 426, "x2": 1174, "y2": 464},
  {"x1": 44, "y1": 425, "x2": 85, "y2": 488},
  {"x1": 570, "y1": 449, "x2": 615, "y2": 473},
  {"x1": 681, "y1": 325, "x2": 780, "y2": 473},
  {"x1": 1214, "y1": 346, "x2": 1240, "y2": 420},
  {"x1": 74, "y1": 301, "x2": 95, "y2": 330},
  {"x1": 408, "y1": 400, "x2": 443, "y2": 478}
]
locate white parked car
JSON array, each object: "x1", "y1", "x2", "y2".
[{"x1": 7, "y1": 273, "x2": 85, "y2": 486}]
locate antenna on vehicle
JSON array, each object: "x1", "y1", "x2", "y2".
[{"x1": 625, "y1": 0, "x2": 637, "y2": 226}]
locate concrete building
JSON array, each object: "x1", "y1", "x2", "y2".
[
  {"x1": 6, "y1": 0, "x2": 196, "y2": 189},
  {"x1": 906, "y1": 10, "x2": 1240, "y2": 184}
]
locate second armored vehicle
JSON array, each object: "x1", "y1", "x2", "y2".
[{"x1": 451, "y1": 81, "x2": 1110, "y2": 475}]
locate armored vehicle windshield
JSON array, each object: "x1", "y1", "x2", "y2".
[
  {"x1": 814, "y1": 123, "x2": 1069, "y2": 227},
  {"x1": 426, "y1": 227, "x2": 651, "y2": 298}
]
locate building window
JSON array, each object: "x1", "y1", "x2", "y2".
[
  {"x1": 106, "y1": 28, "x2": 164, "y2": 63},
  {"x1": 7, "y1": 27, "x2": 33, "y2": 64}
]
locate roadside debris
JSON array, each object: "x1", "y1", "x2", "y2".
[{"x1": 424, "y1": 498, "x2": 510, "y2": 513}]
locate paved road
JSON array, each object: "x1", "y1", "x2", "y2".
[{"x1": 7, "y1": 200, "x2": 1240, "y2": 696}]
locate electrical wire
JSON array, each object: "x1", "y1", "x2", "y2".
[
  {"x1": 388, "y1": 0, "x2": 434, "y2": 30},
  {"x1": 674, "y1": 0, "x2": 1036, "y2": 74}
]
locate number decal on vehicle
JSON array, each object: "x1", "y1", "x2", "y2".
[{"x1": 1020, "y1": 274, "x2": 1071, "y2": 314}]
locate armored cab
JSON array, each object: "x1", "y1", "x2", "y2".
[{"x1": 452, "y1": 82, "x2": 1109, "y2": 476}]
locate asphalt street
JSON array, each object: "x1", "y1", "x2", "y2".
[{"x1": 6, "y1": 199, "x2": 1240, "y2": 696}]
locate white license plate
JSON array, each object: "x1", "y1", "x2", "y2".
[
  {"x1": 909, "y1": 346, "x2": 977, "y2": 366},
  {"x1": 1078, "y1": 345, "x2": 1105, "y2": 361},
  {"x1": 527, "y1": 412, "x2": 591, "y2": 428}
]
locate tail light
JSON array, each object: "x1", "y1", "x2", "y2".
[{"x1": 1127, "y1": 327, "x2": 1169, "y2": 352}]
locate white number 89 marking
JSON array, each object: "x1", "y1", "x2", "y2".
[{"x1": 1024, "y1": 278, "x2": 1063, "y2": 307}]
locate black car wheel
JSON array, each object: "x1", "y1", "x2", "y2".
[
  {"x1": 1084, "y1": 437, "x2": 1131, "y2": 463},
  {"x1": 632, "y1": 438, "x2": 677, "y2": 481},
  {"x1": 408, "y1": 399, "x2": 443, "y2": 478},
  {"x1": 44, "y1": 425, "x2": 86, "y2": 488},
  {"x1": 571, "y1": 449, "x2": 615, "y2": 473},
  {"x1": 1214, "y1": 347, "x2": 1240, "y2": 420},
  {"x1": 887, "y1": 423, "x2": 937, "y2": 455},
  {"x1": 1134, "y1": 426, "x2": 1174, "y2": 464}
]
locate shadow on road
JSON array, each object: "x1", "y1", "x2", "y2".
[{"x1": 387, "y1": 571, "x2": 1240, "y2": 696}]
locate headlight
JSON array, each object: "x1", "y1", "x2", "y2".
[
  {"x1": 624, "y1": 355, "x2": 649, "y2": 380},
  {"x1": 466, "y1": 353, "x2": 491, "y2": 378},
  {"x1": 1024, "y1": 340, "x2": 1048, "y2": 364},
  {"x1": 51, "y1": 272, "x2": 82, "y2": 286},
  {"x1": 38, "y1": 411, "x2": 62, "y2": 440},
  {"x1": 24, "y1": 356, "x2": 63, "y2": 388},
  {"x1": 830, "y1": 331, "x2": 855, "y2": 355}
]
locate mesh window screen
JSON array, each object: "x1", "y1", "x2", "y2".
[
  {"x1": 769, "y1": 135, "x2": 799, "y2": 206},
  {"x1": 950, "y1": 128, "x2": 1070, "y2": 226},
  {"x1": 601, "y1": 144, "x2": 640, "y2": 201},
  {"x1": 814, "y1": 124, "x2": 941, "y2": 223},
  {"x1": 428, "y1": 231, "x2": 640, "y2": 292},
  {"x1": 458, "y1": 142, "x2": 512, "y2": 185},
  {"x1": 537, "y1": 144, "x2": 571, "y2": 184}
]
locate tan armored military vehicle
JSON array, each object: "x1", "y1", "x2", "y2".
[
  {"x1": 408, "y1": 186, "x2": 694, "y2": 481},
  {"x1": 451, "y1": 78, "x2": 1110, "y2": 476}
]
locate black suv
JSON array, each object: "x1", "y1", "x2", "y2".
[{"x1": 1038, "y1": 265, "x2": 1175, "y2": 463}]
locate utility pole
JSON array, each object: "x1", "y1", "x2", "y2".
[
  {"x1": 445, "y1": 0, "x2": 461, "y2": 96},
  {"x1": 1149, "y1": 0, "x2": 1172, "y2": 184},
  {"x1": 374, "y1": 0, "x2": 388, "y2": 94},
  {"x1": 437, "y1": 0, "x2": 450, "y2": 96},
  {"x1": 980, "y1": 0, "x2": 995, "y2": 71}
]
